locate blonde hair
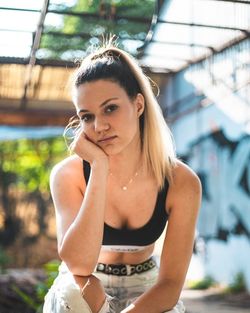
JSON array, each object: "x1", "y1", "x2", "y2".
[{"x1": 67, "y1": 44, "x2": 177, "y2": 189}]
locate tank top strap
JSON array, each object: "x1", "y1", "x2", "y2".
[{"x1": 83, "y1": 160, "x2": 91, "y2": 183}]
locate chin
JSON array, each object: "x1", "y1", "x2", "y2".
[
  {"x1": 103, "y1": 148, "x2": 120, "y2": 156},
  {"x1": 102, "y1": 145, "x2": 123, "y2": 156}
]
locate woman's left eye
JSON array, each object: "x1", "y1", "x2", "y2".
[{"x1": 105, "y1": 104, "x2": 118, "y2": 113}]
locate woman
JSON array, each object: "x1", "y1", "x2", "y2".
[{"x1": 43, "y1": 44, "x2": 201, "y2": 313}]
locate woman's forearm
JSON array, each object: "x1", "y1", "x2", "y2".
[
  {"x1": 121, "y1": 279, "x2": 182, "y2": 313},
  {"x1": 59, "y1": 160, "x2": 109, "y2": 275}
]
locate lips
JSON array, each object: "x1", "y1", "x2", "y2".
[{"x1": 97, "y1": 135, "x2": 117, "y2": 143}]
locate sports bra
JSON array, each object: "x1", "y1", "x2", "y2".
[{"x1": 83, "y1": 160, "x2": 169, "y2": 252}]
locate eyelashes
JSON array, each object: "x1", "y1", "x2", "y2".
[
  {"x1": 81, "y1": 113, "x2": 94, "y2": 122},
  {"x1": 80, "y1": 104, "x2": 119, "y2": 123},
  {"x1": 105, "y1": 104, "x2": 118, "y2": 113}
]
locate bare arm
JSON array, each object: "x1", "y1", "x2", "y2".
[
  {"x1": 51, "y1": 129, "x2": 109, "y2": 276},
  {"x1": 121, "y1": 161, "x2": 202, "y2": 313}
]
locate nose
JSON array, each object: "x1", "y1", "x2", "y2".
[{"x1": 94, "y1": 116, "x2": 110, "y2": 133}]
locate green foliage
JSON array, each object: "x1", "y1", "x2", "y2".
[
  {"x1": 12, "y1": 285, "x2": 39, "y2": 311},
  {"x1": 225, "y1": 272, "x2": 247, "y2": 293},
  {"x1": 187, "y1": 276, "x2": 216, "y2": 290},
  {"x1": 13, "y1": 259, "x2": 60, "y2": 313},
  {"x1": 114, "y1": 0, "x2": 155, "y2": 17},
  {"x1": 36, "y1": 259, "x2": 61, "y2": 303},
  {"x1": 0, "y1": 246, "x2": 11, "y2": 273},
  {"x1": 41, "y1": 0, "x2": 155, "y2": 59},
  {"x1": 0, "y1": 136, "x2": 67, "y2": 248},
  {"x1": 0, "y1": 137, "x2": 66, "y2": 193}
]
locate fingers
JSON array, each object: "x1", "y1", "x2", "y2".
[
  {"x1": 70, "y1": 128, "x2": 108, "y2": 164},
  {"x1": 70, "y1": 128, "x2": 88, "y2": 154}
]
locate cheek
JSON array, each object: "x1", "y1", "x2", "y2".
[
  {"x1": 121, "y1": 115, "x2": 139, "y2": 138},
  {"x1": 127, "y1": 109, "x2": 140, "y2": 127},
  {"x1": 79, "y1": 122, "x2": 95, "y2": 139},
  {"x1": 80, "y1": 120, "x2": 92, "y2": 131},
  {"x1": 119, "y1": 106, "x2": 138, "y2": 125},
  {"x1": 79, "y1": 121, "x2": 86, "y2": 131}
]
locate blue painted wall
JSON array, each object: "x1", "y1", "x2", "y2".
[{"x1": 159, "y1": 40, "x2": 250, "y2": 290}]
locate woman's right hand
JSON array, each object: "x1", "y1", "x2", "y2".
[{"x1": 70, "y1": 128, "x2": 109, "y2": 168}]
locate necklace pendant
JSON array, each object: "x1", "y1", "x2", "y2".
[{"x1": 122, "y1": 186, "x2": 127, "y2": 191}]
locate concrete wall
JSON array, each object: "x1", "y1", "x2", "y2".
[{"x1": 159, "y1": 45, "x2": 250, "y2": 289}]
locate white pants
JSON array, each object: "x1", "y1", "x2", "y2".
[{"x1": 43, "y1": 262, "x2": 185, "y2": 313}]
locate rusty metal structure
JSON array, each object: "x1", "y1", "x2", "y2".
[{"x1": 0, "y1": 0, "x2": 249, "y2": 126}]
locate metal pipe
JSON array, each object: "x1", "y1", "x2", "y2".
[
  {"x1": 209, "y1": 0, "x2": 250, "y2": 5},
  {"x1": 0, "y1": 7, "x2": 151, "y2": 24},
  {"x1": 20, "y1": 0, "x2": 50, "y2": 109},
  {"x1": 157, "y1": 19, "x2": 250, "y2": 33}
]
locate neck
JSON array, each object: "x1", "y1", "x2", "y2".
[{"x1": 109, "y1": 136, "x2": 142, "y2": 178}]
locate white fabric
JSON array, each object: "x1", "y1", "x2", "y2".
[{"x1": 101, "y1": 244, "x2": 151, "y2": 253}]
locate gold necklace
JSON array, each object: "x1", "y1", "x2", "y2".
[{"x1": 110, "y1": 169, "x2": 140, "y2": 191}]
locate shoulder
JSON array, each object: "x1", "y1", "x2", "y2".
[
  {"x1": 167, "y1": 160, "x2": 202, "y2": 212},
  {"x1": 50, "y1": 154, "x2": 85, "y2": 188},
  {"x1": 172, "y1": 160, "x2": 201, "y2": 188}
]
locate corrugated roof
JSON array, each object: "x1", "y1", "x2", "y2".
[
  {"x1": 0, "y1": 0, "x2": 156, "y2": 125},
  {"x1": 139, "y1": 0, "x2": 250, "y2": 72},
  {"x1": 0, "y1": 0, "x2": 249, "y2": 125}
]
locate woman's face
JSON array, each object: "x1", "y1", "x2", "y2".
[{"x1": 74, "y1": 79, "x2": 144, "y2": 155}]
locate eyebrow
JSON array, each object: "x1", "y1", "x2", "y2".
[{"x1": 77, "y1": 97, "x2": 119, "y2": 114}]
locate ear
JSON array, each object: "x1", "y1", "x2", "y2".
[{"x1": 134, "y1": 93, "x2": 145, "y2": 117}]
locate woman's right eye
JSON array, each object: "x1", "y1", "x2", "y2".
[{"x1": 81, "y1": 114, "x2": 94, "y2": 122}]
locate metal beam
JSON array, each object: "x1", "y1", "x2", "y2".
[
  {"x1": 0, "y1": 7, "x2": 39, "y2": 12},
  {"x1": 137, "y1": 0, "x2": 249, "y2": 58},
  {"x1": 179, "y1": 34, "x2": 249, "y2": 72},
  {"x1": 0, "y1": 56, "x2": 75, "y2": 67},
  {"x1": 137, "y1": 0, "x2": 164, "y2": 55},
  {"x1": 20, "y1": 0, "x2": 50, "y2": 109},
  {"x1": 150, "y1": 39, "x2": 215, "y2": 51},
  {"x1": 157, "y1": 19, "x2": 250, "y2": 34},
  {"x1": 0, "y1": 108, "x2": 74, "y2": 126},
  {"x1": 0, "y1": 28, "x2": 32, "y2": 34},
  {"x1": 141, "y1": 52, "x2": 192, "y2": 63},
  {"x1": 0, "y1": 6, "x2": 151, "y2": 24},
  {"x1": 42, "y1": 30, "x2": 145, "y2": 42},
  {"x1": 143, "y1": 34, "x2": 249, "y2": 73},
  {"x1": 209, "y1": 0, "x2": 250, "y2": 5},
  {"x1": 48, "y1": 9, "x2": 152, "y2": 24}
]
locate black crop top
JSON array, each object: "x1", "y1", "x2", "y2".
[{"x1": 83, "y1": 161, "x2": 169, "y2": 252}]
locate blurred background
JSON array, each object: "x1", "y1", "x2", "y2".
[{"x1": 0, "y1": 0, "x2": 249, "y2": 312}]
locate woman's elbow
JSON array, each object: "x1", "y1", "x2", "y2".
[{"x1": 58, "y1": 248, "x2": 96, "y2": 276}]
